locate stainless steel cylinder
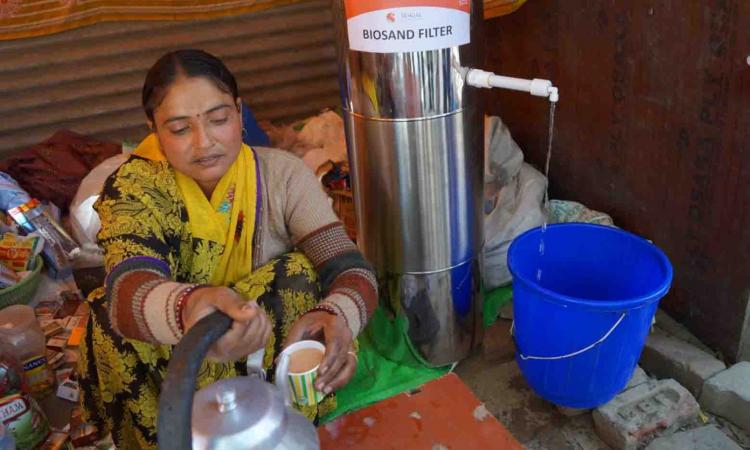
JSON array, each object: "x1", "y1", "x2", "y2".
[{"x1": 332, "y1": 0, "x2": 484, "y2": 366}]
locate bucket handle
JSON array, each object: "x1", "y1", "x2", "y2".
[{"x1": 514, "y1": 312, "x2": 626, "y2": 361}]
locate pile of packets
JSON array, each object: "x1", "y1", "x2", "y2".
[
  {"x1": 0, "y1": 231, "x2": 43, "y2": 289},
  {"x1": 36, "y1": 292, "x2": 86, "y2": 402},
  {"x1": 34, "y1": 291, "x2": 111, "y2": 449},
  {"x1": 0, "y1": 289, "x2": 112, "y2": 450},
  {"x1": 0, "y1": 172, "x2": 80, "y2": 283},
  {"x1": 0, "y1": 172, "x2": 108, "y2": 448}
]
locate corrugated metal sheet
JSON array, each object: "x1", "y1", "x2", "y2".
[{"x1": 0, "y1": 0, "x2": 339, "y2": 156}]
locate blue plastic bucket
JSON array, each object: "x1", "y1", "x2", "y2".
[{"x1": 507, "y1": 223, "x2": 673, "y2": 408}]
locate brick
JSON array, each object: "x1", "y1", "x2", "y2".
[
  {"x1": 626, "y1": 366, "x2": 649, "y2": 390},
  {"x1": 482, "y1": 319, "x2": 515, "y2": 363},
  {"x1": 700, "y1": 362, "x2": 750, "y2": 432},
  {"x1": 593, "y1": 379, "x2": 700, "y2": 450},
  {"x1": 645, "y1": 425, "x2": 742, "y2": 450},
  {"x1": 640, "y1": 333, "x2": 726, "y2": 396},
  {"x1": 654, "y1": 309, "x2": 713, "y2": 354}
]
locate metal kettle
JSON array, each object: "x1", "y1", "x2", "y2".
[{"x1": 157, "y1": 311, "x2": 320, "y2": 450}]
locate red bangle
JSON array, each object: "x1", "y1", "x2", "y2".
[
  {"x1": 176, "y1": 284, "x2": 209, "y2": 333},
  {"x1": 308, "y1": 303, "x2": 338, "y2": 317},
  {"x1": 308, "y1": 302, "x2": 351, "y2": 331}
]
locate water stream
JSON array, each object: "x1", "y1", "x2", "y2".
[{"x1": 536, "y1": 101, "x2": 557, "y2": 283}]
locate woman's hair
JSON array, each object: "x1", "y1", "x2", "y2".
[{"x1": 142, "y1": 49, "x2": 240, "y2": 122}]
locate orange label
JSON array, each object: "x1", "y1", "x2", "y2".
[
  {"x1": 67, "y1": 327, "x2": 85, "y2": 347},
  {"x1": 345, "y1": 0, "x2": 470, "y2": 19},
  {"x1": 344, "y1": 0, "x2": 471, "y2": 53}
]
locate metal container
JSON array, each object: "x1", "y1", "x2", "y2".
[
  {"x1": 191, "y1": 376, "x2": 319, "y2": 450},
  {"x1": 158, "y1": 311, "x2": 319, "y2": 450},
  {"x1": 332, "y1": 1, "x2": 485, "y2": 365}
]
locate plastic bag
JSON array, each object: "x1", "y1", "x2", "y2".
[
  {"x1": 69, "y1": 153, "x2": 129, "y2": 267},
  {"x1": 482, "y1": 115, "x2": 547, "y2": 289},
  {"x1": 483, "y1": 164, "x2": 546, "y2": 289},
  {"x1": 484, "y1": 116, "x2": 524, "y2": 196},
  {"x1": 0, "y1": 173, "x2": 31, "y2": 211}
]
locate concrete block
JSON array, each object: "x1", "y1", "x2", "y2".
[
  {"x1": 654, "y1": 309, "x2": 713, "y2": 354},
  {"x1": 626, "y1": 366, "x2": 649, "y2": 390},
  {"x1": 482, "y1": 319, "x2": 515, "y2": 363},
  {"x1": 700, "y1": 362, "x2": 750, "y2": 432},
  {"x1": 640, "y1": 333, "x2": 726, "y2": 396},
  {"x1": 645, "y1": 425, "x2": 742, "y2": 450},
  {"x1": 593, "y1": 379, "x2": 700, "y2": 450}
]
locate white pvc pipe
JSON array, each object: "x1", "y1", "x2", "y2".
[{"x1": 465, "y1": 68, "x2": 559, "y2": 102}]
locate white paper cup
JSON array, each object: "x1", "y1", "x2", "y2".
[{"x1": 277, "y1": 340, "x2": 326, "y2": 406}]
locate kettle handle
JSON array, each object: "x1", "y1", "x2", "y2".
[
  {"x1": 157, "y1": 310, "x2": 232, "y2": 450},
  {"x1": 274, "y1": 352, "x2": 292, "y2": 407}
]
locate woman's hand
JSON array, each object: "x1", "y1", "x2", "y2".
[
  {"x1": 182, "y1": 286, "x2": 271, "y2": 363},
  {"x1": 285, "y1": 311, "x2": 356, "y2": 395}
]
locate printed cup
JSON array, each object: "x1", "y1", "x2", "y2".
[{"x1": 278, "y1": 340, "x2": 326, "y2": 406}]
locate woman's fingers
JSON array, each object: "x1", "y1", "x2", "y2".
[
  {"x1": 317, "y1": 337, "x2": 342, "y2": 378},
  {"x1": 284, "y1": 320, "x2": 308, "y2": 347},
  {"x1": 283, "y1": 311, "x2": 357, "y2": 392},
  {"x1": 284, "y1": 315, "x2": 323, "y2": 348},
  {"x1": 202, "y1": 296, "x2": 271, "y2": 362},
  {"x1": 182, "y1": 287, "x2": 275, "y2": 363},
  {"x1": 212, "y1": 294, "x2": 258, "y2": 323},
  {"x1": 315, "y1": 347, "x2": 357, "y2": 394},
  {"x1": 284, "y1": 311, "x2": 353, "y2": 389},
  {"x1": 209, "y1": 317, "x2": 265, "y2": 362},
  {"x1": 244, "y1": 308, "x2": 272, "y2": 350},
  {"x1": 321, "y1": 352, "x2": 357, "y2": 394},
  {"x1": 316, "y1": 330, "x2": 349, "y2": 387},
  {"x1": 208, "y1": 321, "x2": 248, "y2": 362},
  {"x1": 183, "y1": 287, "x2": 256, "y2": 330},
  {"x1": 235, "y1": 309, "x2": 263, "y2": 351}
]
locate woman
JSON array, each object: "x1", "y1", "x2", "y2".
[{"x1": 78, "y1": 49, "x2": 377, "y2": 449}]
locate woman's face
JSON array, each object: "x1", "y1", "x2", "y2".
[{"x1": 150, "y1": 76, "x2": 243, "y2": 196}]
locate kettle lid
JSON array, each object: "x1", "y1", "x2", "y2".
[{"x1": 191, "y1": 376, "x2": 286, "y2": 450}]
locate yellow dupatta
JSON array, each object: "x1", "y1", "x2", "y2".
[{"x1": 133, "y1": 134, "x2": 258, "y2": 286}]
